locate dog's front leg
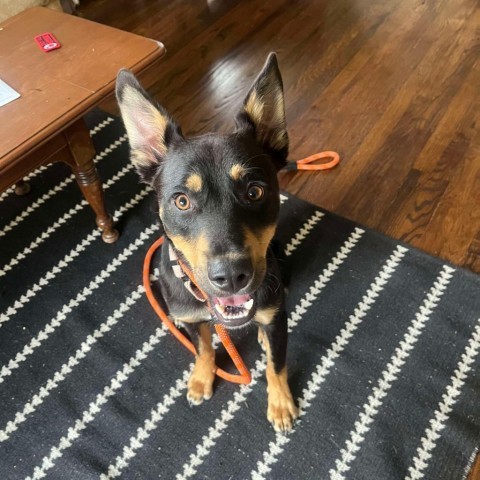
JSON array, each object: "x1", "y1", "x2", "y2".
[
  {"x1": 183, "y1": 322, "x2": 216, "y2": 405},
  {"x1": 257, "y1": 308, "x2": 298, "y2": 432}
]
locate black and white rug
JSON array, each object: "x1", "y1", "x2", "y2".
[{"x1": 0, "y1": 111, "x2": 479, "y2": 480}]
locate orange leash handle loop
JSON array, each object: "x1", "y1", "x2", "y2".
[
  {"x1": 295, "y1": 151, "x2": 340, "y2": 170},
  {"x1": 283, "y1": 151, "x2": 340, "y2": 172},
  {"x1": 143, "y1": 236, "x2": 252, "y2": 385}
]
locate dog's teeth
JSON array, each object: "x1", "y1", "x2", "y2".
[
  {"x1": 225, "y1": 310, "x2": 244, "y2": 320},
  {"x1": 214, "y1": 300, "x2": 255, "y2": 322}
]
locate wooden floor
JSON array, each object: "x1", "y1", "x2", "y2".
[{"x1": 78, "y1": 0, "x2": 480, "y2": 274}]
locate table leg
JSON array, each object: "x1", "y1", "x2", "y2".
[
  {"x1": 14, "y1": 179, "x2": 31, "y2": 196},
  {"x1": 63, "y1": 119, "x2": 119, "y2": 244}
]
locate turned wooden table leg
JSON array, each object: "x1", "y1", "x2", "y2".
[{"x1": 63, "y1": 119, "x2": 119, "y2": 244}]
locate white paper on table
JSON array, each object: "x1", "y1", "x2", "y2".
[{"x1": 0, "y1": 79, "x2": 20, "y2": 107}]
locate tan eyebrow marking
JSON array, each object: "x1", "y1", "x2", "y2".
[
  {"x1": 185, "y1": 173, "x2": 203, "y2": 192},
  {"x1": 230, "y1": 164, "x2": 247, "y2": 181}
]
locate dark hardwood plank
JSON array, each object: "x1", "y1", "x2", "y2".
[{"x1": 464, "y1": 231, "x2": 480, "y2": 272}]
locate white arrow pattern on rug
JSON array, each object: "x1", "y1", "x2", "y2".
[
  {"x1": 0, "y1": 223, "x2": 157, "y2": 387},
  {"x1": 250, "y1": 244, "x2": 408, "y2": 480},
  {"x1": 0, "y1": 261, "x2": 160, "y2": 442},
  {"x1": 0, "y1": 134, "x2": 128, "y2": 241},
  {"x1": 0, "y1": 267, "x2": 159, "y2": 438},
  {"x1": 329, "y1": 265, "x2": 455, "y2": 480},
  {"x1": 405, "y1": 319, "x2": 480, "y2": 480},
  {"x1": 100, "y1": 368, "x2": 192, "y2": 480},
  {"x1": 284, "y1": 210, "x2": 324, "y2": 256},
  {"x1": 25, "y1": 326, "x2": 169, "y2": 480},
  {"x1": 99, "y1": 228, "x2": 364, "y2": 480},
  {"x1": 89, "y1": 117, "x2": 114, "y2": 135},
  {"x1": 100, "y1": 334, "x2": 222, "y2": 480},
  {"x1": 25, "y1": 330, "x2": 226, "y2": 480},
  {"x1": 0, "y1": 187, "x2": 151, "y2": 327}
]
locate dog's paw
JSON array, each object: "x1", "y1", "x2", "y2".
[
  {"x1": 187, "y1": 365, "x2": 215, "y2": 405},
  {"x1": 267, "y1": 390, "x2": 299, "y2": 433}
]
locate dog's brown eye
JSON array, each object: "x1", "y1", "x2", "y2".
[
  {"x1": 247, "y1": 185, "x2": 265, "y2": 201},
  {"x1": 174, "y1": 194, "x2": 190, "y2": 210}
]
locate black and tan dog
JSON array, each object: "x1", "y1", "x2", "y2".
[{"x1": 116, "y1": 53, "x2": 298, "y2": 431}]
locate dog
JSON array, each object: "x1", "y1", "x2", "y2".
[{"x1": 116, "y1": 53, "x2": 298, "y2": 432}]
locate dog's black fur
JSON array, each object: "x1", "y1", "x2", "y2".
[{"x1": 116, "y1": 53, "x2": 298, "y2": 431}]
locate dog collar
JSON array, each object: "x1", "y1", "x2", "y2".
[{"x1": 168, "y1": 243, "x2": 206, "y2": 303}]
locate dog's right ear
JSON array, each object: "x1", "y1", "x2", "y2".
[{"x1": 116, "y1": 69, "x2": 183, "y2": 184}]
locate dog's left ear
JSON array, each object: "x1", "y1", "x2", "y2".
[
  {"x1": 236, "y1": 53, "x2": 288, "y2": 169},
  {"x1": 116, "y1": 69, "x2": 183, "y2": 184}
]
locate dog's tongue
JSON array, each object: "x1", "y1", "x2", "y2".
[{"x1": 215, "y1": 294, "x2": 250, "y2": 306}]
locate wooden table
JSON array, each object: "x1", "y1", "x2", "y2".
[{"x1": 0, "y1": 7, "x2": 165, "y2": 242}]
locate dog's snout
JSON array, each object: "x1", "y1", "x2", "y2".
[{"x1": 207, "y1": 256, "x2": 253, "y2": 293}]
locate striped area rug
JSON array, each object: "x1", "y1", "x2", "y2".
[{"x1": 0, "y1": 110, "x2": 479, "y2": 480}]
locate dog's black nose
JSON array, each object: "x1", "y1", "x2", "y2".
[{"x1": 208, "y1": 257, "x2": 253, "y2": 293}]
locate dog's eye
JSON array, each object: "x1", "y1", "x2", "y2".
[
  {"x1": 174, "y1": 194, "x2": 191, "y2": 210},
  {"x1": 247, "y1": 184, "x2": 265, "y2": 202}
]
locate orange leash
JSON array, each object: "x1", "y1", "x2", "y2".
[
  {"x1": 143, "y1": 236, "x2": 252, "y2": 384},
  {"x1": 284, "y1": 151, "x2": 340, "y2": 171},
  {"x1": 143, "y1": 151, "x2": 339, "y2": 386}
]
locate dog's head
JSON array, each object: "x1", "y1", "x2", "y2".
[{"x1": 116, "y1": 53, "x2": 288, "y2": 328}]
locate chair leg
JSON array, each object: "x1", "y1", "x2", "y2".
[
  {"x1": 63, "y1": 119, "x2": 119, "y2": 244},
  {"x1": 14, "y1": 179, "x2": 31, "y2": 196}
]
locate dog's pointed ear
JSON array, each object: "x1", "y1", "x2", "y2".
[
  {"x1": 116, "y1": 69, "x2": 183, "y2": 184},
  {"x1": 236, "y1": 53, "x2": 288, "y2": 169}
]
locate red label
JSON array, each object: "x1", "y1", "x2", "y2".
[{"x1": 34, "y1": 33, "x2": 61, "y2": 52}]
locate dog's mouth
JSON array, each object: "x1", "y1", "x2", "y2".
[{"x1": 211, "y1": 294, "x2": 256, "y2": 329}]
